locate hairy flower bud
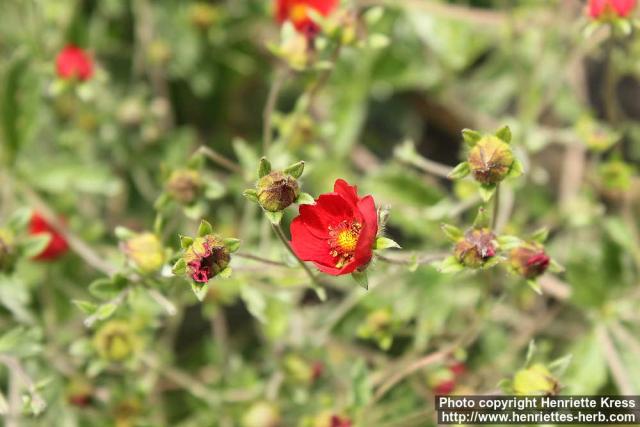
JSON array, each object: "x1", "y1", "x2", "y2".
[
  {"x1": 166, "y1": 169, "x2": 203, "y2": 205},
  {"x1": 509, "y1": 243, "x2": 550, "y2": 279},
  {"x1": 454, "y1": 228, "x2": 497, "y2": 268},
  {"x1": 183, "y1": 235, "x2": 230, "y2": 283},
  {"x1": 93, "y1": 320, "x2": 138, "y2": 363},
  {"x1": 257, "y1": 171, "x2": 300, "y2": 212},
  {"x1": 467, "y1": 136, "x2": 514, "y2": 185},
  {"x1": 0, "y1": 229, "x2": 16, "y2": 273},
  {"x1": 242, "y1": 401, "x2": 281, "y2": 427},
  {"x1": 513, "y1": 364, "x2": 558, "y2": 396},
  {"x1": 123, "y1": 233, "x2": 165, "y2": 274}
]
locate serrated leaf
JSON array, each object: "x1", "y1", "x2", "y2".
[
  {"x1": 478, "y1": 184, "x2": 496, "y2": 202},
  {"x1": 296, "y1": 192, "x2": 315, "y2": 205},
  {"x1": 264, "y1": 210, "x2": 283, "y2": 225},
  {"x1": 21, "y1": 234, "x2": 52, "y2": 258},
  {"x1": 441, "y1": 224, "x2": 463, "y2": 242},
  {"x1": 283, "y1": 161, "x2": 304, "y2": 178},
  {"x1": 96, "y1": 303, "x2": 117, "y2": 320},
  {"x1": 462, "y1": 129, "x2": 482, "y2": 147},
  {"x1": 352, "y1": 271, "x2": 369, "y2": 290},
  {"x1": 447, "y1": 162, "x2": 470, "y2": 180},
  {"x1": 223, "y1": 238, "x2": 240, "y2": 253},
  {"x1": 172, "y1": 258, "x2": 186, "y2": 275},
  {"x1": 73, "y1": 300, "x2": 98, "y2": 315},
  {"x1": 197, "y1": 220, "x2": 213, "y2": 237},
  {"x1": 258, "y1": 157, "x2": 272, "y2": 178},
  {"x1": 495, "y1": 125, "x2": 512, "y2": 143},
  {"x1": 191, "y1": 282, "x2": 210, "y2": 302},
  {"x1": 243, "y1": 189, "x2": 259, "y2": 203},
  {"x1": 374, "y1": 236, "x2": 401, "y2": 250}
]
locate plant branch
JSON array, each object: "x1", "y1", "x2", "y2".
[
  {"x1": 197, "y1": 146, "x2": 244, "y2": 175},
  {"x1": 263, "y1": 66, "x2": 289, "y2": 153}
]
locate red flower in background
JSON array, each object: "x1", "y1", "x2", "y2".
[
  {"x1": 330, "y1": 415, "x2": 352, "y2": 427},
  {"x1": 588, "y1": 0, "x2": 636, "y2": 18},
  {"x1": 56, "y1": 45, "x2": 94, "y2": 81},
  {"x1": 290, "y1": 179, "x2": 378, "y2": 276},
  {"x1": 29, "y1": 212, "x2": 69, "y2": 261},
  {"x1": 275, "y1": 0, "x2": 338, "y2": 36}
]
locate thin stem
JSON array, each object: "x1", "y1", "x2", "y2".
[
  {"x1": 272, "y1": 223, "x2": 326, "y2": 301},
  {"x1": 491, "y1": 183, "x2": 501, "y2": 230},
  {"x1": 376, "y1": 252, "x2": 447, "y2": 266},
  {"x1": 197, "y1": 146, "x2": 244, "y2": 175},
  {"x1": 235, "y1": 252, "x2": 287, "y2": 267},
  {"x1": 263, "y1": 66, "x2": 288, "y2": 153}
]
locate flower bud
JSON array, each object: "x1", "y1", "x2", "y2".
[
  {"x1": 454, "y1": 228, "x2": 497, "y2": 268},
  {"x1": 183, "y1": 235, "x2": 230, "y2": 283},
  {"x1": 0, "y1": 229, "x2": 16, "y2": 273},
  {"x1": 467, "y1": 136, "x2": 514, "y2": 185},
  {"x1": 189, "y1": 2, "x2": 219, "y2": 30},
  {"x1": 123, "y1": 233, "x2": 165, "y2": 274},
  {"x1": 513, "y1": 364, "x2": 558, "y2": 396},
  {"x1": 242, "y1": 401, "x2": 281, "y2": 427},
  {"x1": 256, "y1": 171, "x2": 300, "y2": 212},
  {"x1": 67, "y1": 378, "x2": 94, "y2": 408},
  {"x1": 166, "y1": 169, "x2": 203, "y2": 205},
  {"x1": 93, "y1": 320, "x2": 138, "y2": 363},
  {"x1": 509, "y1": 243, "x2": 550, "y2": 279}
]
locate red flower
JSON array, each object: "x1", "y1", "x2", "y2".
[
  {"x1": 29, "y1": 212, "x2": 69, "y2": 261},
  {"x1": 275, "y1": 0, "x2": 338, "y2": 37},
  {"x1": 330, "y1": 415, "x2": 352, "y2": 427},
  {"x1": 290, "y1": 179, "x2": 378, "y2": 276},
  {"x1": 56, "y1": 45, "x2": 94, "y2": 81},
  {"x1": 588, "y1": 0, "x2": 636, "y2": 18}
]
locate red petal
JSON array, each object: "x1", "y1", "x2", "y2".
[
  {"x1": 612, "y1": 0, "x2": 636, "y2": 15},
  {"x1": 353, "y1": 195, "x2": 377, "y2": 268},
  {"x1": 290, "y1": 216, "x2": 334, "y2": 266},
  {"x1": 333, "y1": 179, "x2": 359, "y2": 207}
]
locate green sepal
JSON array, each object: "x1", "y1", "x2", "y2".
[
  {"x1": 478, "y1": 184, "x2": 497, "y2": 202},
  {"x1": 258, "y1": 157, "x2": 272, "y2": 178},
  {"x1": 243, "y1": 189, "x2": 259, "y2": 203},
  {"x1": 218, "y1": 267, "x2": 232, "y2": 279},
  {"x1": 197, "y1": 220, "x2": 213, "y2": 237},
  {"x1": 284, "y1": 161, "x2": 305, "y2": 178},
  {"x1": 462, "y1": 129, "x2": 482, "y2": 147},
  {"x1": 437, "y1": 256, "x2": 464, "y2": 274},
  {"x1": 296, "y1": 192, "x2": 315, "y2": 205},
  {"x1": 374, "y1": 236, "x2": 401, "y2": 250},
  {"x1": 191, "y1": 282, "x2": 210, "y2": 302},
  {"x1": 179, "y1": 235, "x2": 193, "y2": 249},
  {"x1": 472, "y1": 207, "x2": 490, "y2": 228},
  {"x1": 526, "y1": 279, "x2": 543, "y2": 295},
  {"x1": 172, "y1": 258, "x2": 187, "y2": 275},
  {"x1": 223, "y1": 238, "x2": 241, "y2": 253},
  {"x1": 530, "y1": 227, "x2": 549, "y2": 244},
  {"x1": 507, "y1": 159, "x2": 524, "y2": 179},
  {"x1": 264, "y1": 210, "x2": 283, "y2": 225},
  {"x1": 548, "y1": 259, "x2": 565, "y2": 274},
  {"x1": 495, "y1": 125, "x2": 512, "y2": 143},
  {"x1": 352, "y1": 270, "x2": 369, "y2": 290},
  {"x1": 447, "y1": 162, "x2": 470, "y2": 180}
]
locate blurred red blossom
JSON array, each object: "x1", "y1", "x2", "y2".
[
  {"x1": 29, "y1": 212, "x2": 69, "y2": 261},
  {"x1": 275, "y1": 0, "x2": 338, "y2": 37},
  {"x1": 588, "y1": 0, "x2": 636, "y2": 18},
  {"x1": 290, "y1": 179, "x2": 378, "y2": 276},
  {"x1": 56, "y1": 45, "x2": 94, "y2": 81}
]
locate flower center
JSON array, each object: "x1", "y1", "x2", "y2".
[
  {"x1": 328, "y1": 220, "x2": 362, "y2": 268},
  {"x1": 290, "y1": 4, "x2": 309, "y2": 23}
]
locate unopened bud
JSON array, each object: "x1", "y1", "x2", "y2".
[
  {"x1": 189, "y1": 2, "x2": 219, "y2": 30},
  {"x1": 513, "y1": 364, "x2": 558, "y2": 396},
  {"x1": 509, "y1": 243, "x2": 550, "y2": 279},
  {"x1": 242, "y1": 401, "x2": 281, "y2": 427},
  {"x1": 123, "y1": 232, "x2": 165, "y2": 274},
  {"x1": 183, "y1": 235, "x2": 230, "y2": 283},
  {"x1": 454, "y1": 228, "x2": 497, "y2": 268},
  {"x1": 256, "y1": 171, "x2": 300, "y2": 212},
  {"x1": 467, "y1": 136, "x2": 514, "y2": 185},
  {"x1": 93, "y1": 320, "x2": 138, "y2": 363},
  {"x1": 166, "y1": 169, "x2": 203, "y2": 205}
]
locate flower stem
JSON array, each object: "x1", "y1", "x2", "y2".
[
  {"x1": 272, "y1": 223, "x2": 326, "y2": 301},
  {"x1": 491, "y1": 183, "x2": 501, "y2": 230}
]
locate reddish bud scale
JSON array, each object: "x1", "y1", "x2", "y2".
[
  {"x1": 290, "y1": 179, "x2": 378, "y2": 276},
  {"x1": 29, "y1": 212, "x2": 69, "y2": 261},
  {"x1": 509, "y1": 243, "x2": 550, "y2": 279},
  {"x1": 56, "y1": 45, "x2": 94, "y2": 81},
  {"x1": 275, "y1": 0, "x2": 339, "y2": 37},
  {"x1": 184, "y1": 235, "x2": 230, "y2": 283}
]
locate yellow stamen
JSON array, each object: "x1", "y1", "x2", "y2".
[
  {"x1": 290, "y1": 4, "x2": 309, "y2": 23},
  {"x1": 336, "y1": 229, "x2": 358, "y2": 253}
]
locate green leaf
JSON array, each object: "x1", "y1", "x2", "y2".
[
  {"x1": 530, "y1": 227, "x2": 549, "y2": 244},
  {"x1": 242, "y1": 189, "x2": 259, "y2": 203},
  {"x1": 88, "y1": 278, "x2": 120, "y2": 300},
  {"x1": 441, "y1": 224, "x2": 463, "y2": 242},
  {"x1": 495, "y1": 125, "x2": 512, "y2": 143},
  {"x1": 179, "y1": 235, "x2": 193, "y2": 249},
  {"x1": 437, "y1": 256, "x2": 464, "y2": 273},
  {"x1": 461, "y1": 129, "x2": 482, "y2": 147},
  {"x1": 283, "y1": 161, "x2": 304, "y2": 178},
  {"x1": 478, "y1": 184, "x2": 496, "y2": 202},
  {"x1": 172, "y1": 258, "x2": 187, "y2": 275},
  {"x1": 549, "y1": 259, "x2": 565, "y2": 274},
  {"x1": 223, "y1": 238, "x2": 241, "y2": 253},
  {"x1": 507, "y1": 159, "x2": 524, "y2": 179},
  {"x1": 7, "y1": 208, "x2": 32, "y2": 230},
  {"x1": 114, "y1": 226, "x2": 135, "y2": 241},
  {"x1": 374, "y1": 236, "x2": 401, "y2": 250},
  {"x1": 219, "y1": 267, "x2": 232, "y2": 278},
  {"x1": 296, "y1": 192, "x2": 315, "y2": 205},
  {"x1": 20, "y1": 234, "x2": 52, "y2": 258},
  {"x1": 197, "y1": 220, "x2": 213, "y2": 237},
  {"x1": 191, "y1": 282, "x2": 210, "y2": 302},
  {"x1": 447, "y1": 162, "x2": 470, "y2": 180},
  {"x1": 258, "y1": 157, "x2": 272, "y2": 178},
  {"x1": 73, "y1": 300, "x2": 98, "y2": 315},
  {"x1": 96, "y1": 303, "x2": 117, "y2": 320},
  {"x1": 352, "y1": 271, "x2": 369, "y2": 290},
  {"x1": 264, "y1": 210, "x2": 283, "y2": 225},
  {"x1": 526, "y1": 280, "x2": 543, "y2": 295}
]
